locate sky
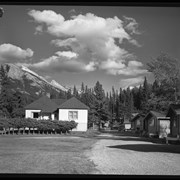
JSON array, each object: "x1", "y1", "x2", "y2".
[{"x1": 0, "y1": 5, "x2": 180, "y2": 92}]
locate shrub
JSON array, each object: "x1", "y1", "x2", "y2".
[{"x1": 0, "y1": 118, "x2": 78, "y2": 135}]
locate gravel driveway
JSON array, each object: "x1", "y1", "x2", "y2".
[{"x1": 86, "y1": 133, "x2": 180, "y2": 175}]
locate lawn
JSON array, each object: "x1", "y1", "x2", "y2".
[{"x1": 0, "y1": 134, "x2": 98, "y2": 174}]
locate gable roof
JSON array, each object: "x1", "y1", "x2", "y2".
[
  {"x1": 58, "y1": 97, "x2": 89, "y2": 110},
  {"x1": 25, "y1": 96, "x2": 58, "y2": 113},
  {"x1": 167, "y1": 104, "x2": 180, "y2": 116},
  {"x1": 144, "y1": 111, "x2": 169, "y2": 121},
  {"x1": 51, "y1": 99, "x2": 67, "y2": 106},
  {"x1": 150, "y1": 111, "x2": 166, "y2": 117},
  {"x1": 123, "y1": 118, "x2": 131, "y2": 124},
  {"x1": 131, "y1": 114, "x2": 145, "y2": 122}
]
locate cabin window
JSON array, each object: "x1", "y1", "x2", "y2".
[
  {"x1": 173, "y1": 116, "x2": 177, "y2": 127},
  {"x1": 33, "y1": 112, "x2": 39, "y2": 119},
  {"x1": 149, "y1": 118, "x2": 155, "y2": 126},
  {"x1": 137, "y1": 120, "x2": 140, "y2": 125},
  {"x1": 68, "y1": 111, "x2": 78, "y2": 120}
]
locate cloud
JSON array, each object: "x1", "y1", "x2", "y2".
[
  {"x1": 119, "y1": 76, "x2": 144, "y2": 89},
  {"x1": 25, "y1": 51, "x2": 96, "y2": 73},
  {"x1": 28, "y1": 10, "x2": 64, "y2": 26},
  {"x1": 0, "y1": 43, "x2": 34, "y2": 63},
  {"x1": 28, "y1": 10, "x2": 146, "y2": 75},
  {"x1": 106, "y1": 60, "x2": 148, "y2": 76},
  {"x1": 123, "y1": 16, "x2": 141, "y2": 35},
  {"x1": 55, "y1": 51, "x2": 78, "y2": 58}
]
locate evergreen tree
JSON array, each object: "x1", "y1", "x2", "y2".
[
  {"x1": 0, "y1": 65, "x2": 13, "y2": 118},
  {"x1": 67, "y1": 89, "x2": 72, "y2": 99},
  {"x1": 81, "y1": 82, "x2": 85, "y2": 94},
  {"x1": 73, "y1": 85, "x2": 78, "y2": 97},
  {"x1": 11, "y1": 91, "x2": 26, "y2": 118},
  {"x1": 94, "y1": 81, "x2": 109, "y2": 130}
]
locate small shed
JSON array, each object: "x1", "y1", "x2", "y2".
[
  {"x1": 119, "y1": 116, "x2": 131, "y2": 131},
  {"x1": 166, "y1": 104, "x2": 180, "y2": 137},
  {"x1": 131, "y1": 113, "x2": 145, "y2": 132},
  {"x1": 143, "y1": 111, "x2": 170, "y2": 138}
]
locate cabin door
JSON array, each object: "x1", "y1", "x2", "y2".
[{"x1": 159, "y1": 120, "x2": 170, "y2": 138}]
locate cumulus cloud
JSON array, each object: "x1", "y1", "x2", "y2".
[
  {"x1": 55, "y1": 51, "x2": 78, "y2": 58},
  {"x1": 0, "y1": 43, "x2": 34, "y2": 63},
  {"x1": 123, "y1": 16, "x2": 141, "y2": 35},
  {"x1": 106, "y1": 60, "x2": 148, "y2": 76},
  {"x1": 28, "y1": 10, "x2": 146, "y2": 75},
  {"x1": 26, "y1": 51, "x2": 96, "y2": 73},
  {"x1": 119, "y1": 76, "x2": 144, "y2": 89}
]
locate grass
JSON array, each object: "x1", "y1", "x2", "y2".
[{"x1": 0, "y1": 134, "x2": 98, "y2": 174}]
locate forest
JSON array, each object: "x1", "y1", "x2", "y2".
[{"x1": 0, "y1": 53, "x2": 180, "y2": 129}]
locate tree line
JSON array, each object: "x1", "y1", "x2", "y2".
[{"x1": 0, "y1": 53, "x2": 180, "y2": 130}]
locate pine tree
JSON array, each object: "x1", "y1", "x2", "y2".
[
  {"x1": 143, "y1": 76, "x2": 150, "y2": 101},
  {"x1": 0, "y1": 65, "x2": 13, "y2": 118},
  {"x1": 94, "y1": 81, "x2": 109, "y2": 130},
  {"x1": 81, "y1": 82, "x2": 85, "y2": 93},
  {"x1": 73, "y1": 85, "x2": 78, "y2": 97},
  {"x1": 67, "y1": 89, "x2": 72, "y2": 99}
]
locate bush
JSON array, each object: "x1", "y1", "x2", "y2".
[{"x1": 0, "y1": 118, "x2": 78, "y2": 135}]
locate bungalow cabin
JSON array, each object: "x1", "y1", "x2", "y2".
[
  {"x1": 25, "y1": 96, "x2": 89, "y2": 131},
  {"x1": 166, "y1": 104, "x2": 180, "y2": 137},
  {"x1": 143, "y1": 111, "x2": 170, "y2": 138},
  {"x1": 131, "y1": 114, "x2": 145, "y2": 132}
]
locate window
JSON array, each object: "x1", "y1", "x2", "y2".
[
  {"x1": 149, "y1": 118, "x2": 155, "y2": 126},
  {"x1": 137, "y1": 120, "x2": 140, "y2": 125},
  {"x1": 33, "y1": 112, "x2": 39, "y2": 119},
  {"x1": 68, "y1": 111, "x2": 78, "y2": 120},
  {"x1": 173, "y1": 116, "x2": 177, "y2": 127}
]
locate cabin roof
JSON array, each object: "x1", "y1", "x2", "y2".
[
  {"x1": 51, "y1": 99, "x2": 67, "y2": 106},
  {"x1": 25, "y1": 96, "x2": 59, "y2": 113},
  {"x1": 58, "y1": 97, "x2": 89, "y2": 110},
  {"x1": 166, "y1": 104, "x2": 180, "y2": 116},
  {"x1": 131, "y1": 114, "x2": 145, "y2": 122},
  {"x1": 25, "y1": 96, "x2": 89, "y2": 113},
  {"x1": 144, "y1": 111, "x2": 169, "y2": 121}
]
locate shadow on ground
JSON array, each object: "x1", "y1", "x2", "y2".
[
  {"x1": 93, "y1": 130, "x2": 168, "y2": 144},
  {"x1": 108, "y1": 143, "x2": 180, "y2": 154}
]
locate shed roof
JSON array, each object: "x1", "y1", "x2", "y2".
[
  {"x1": 25, "y1": 96, "x2": 58, "y2": 113},
  {"x1": 150, "y1": 111, "x2": 166, "y2": 117},
  {"x1": 123, "y1": 118, "x2": 131, "y2": 124},
  {"x1": 166, "y1": 104, "x2": 180, "y2": 116},
  {"x1": 169, "y1": 104, "x2": 180, "y2": 114},
  {"x1": 144, "y1": 111, "x2": 169, "y2": 121},
  {"x1": 131, "y1": 114, "x2": 145, "y2": 122},
  {"x1": 58, "y1": 97, "x2": 89, "y2": 110}
]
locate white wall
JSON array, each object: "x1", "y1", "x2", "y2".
[
  {"x1": 25, "y1": 110, "x2": 41, "y2": 119},
  {"x1": 59, "y1": 109, "x2": 88, "y2": 131},
  {"x1": 25, "y1": 110, "x2": 54, "y2": 120}
]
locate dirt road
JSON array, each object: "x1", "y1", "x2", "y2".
[{"x1": 86, "y1": 133, "x2": 180, "y2": 175}]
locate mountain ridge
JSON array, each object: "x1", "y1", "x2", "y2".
[{"x1": 0, "y1": 63, "x2": 69, "y2": 98}]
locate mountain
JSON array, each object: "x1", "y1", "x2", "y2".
[
  {"x1": 51, "y1": 80, "x2": 68, "y2": 92},
  {"x1": 0, "y1": 63, "x2": 68, "y2": 98}
]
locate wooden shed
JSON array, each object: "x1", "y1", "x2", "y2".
[
  {"x1": 131, "y1": 113, "x2": 145, "y2": 132},
  {"x1": 143, "y1": 111, "x2": 170, "y2": 138},
  {"x1": 166, "y1": 104, "x2": 180, "y2": 137}
]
